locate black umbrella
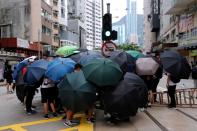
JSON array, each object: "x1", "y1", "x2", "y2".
[
  {"x1": 57, "y1": 71, "x2": 96, "y2": 113},
  {"x1": 15, "y1": 71, "x2": 26, "y2": 103},
  {"x1": 109, "y1": 51, "x2": 136, "y2": 73},
  {"x1": 103, "y1": 73, "x2": 148, "y2": 119},
  {"x1": 69, "y1": 50, "x2": 103, "y2": 64},
  {"x1": 160, "y1": 51, "x2": 191, "y2": 79}
]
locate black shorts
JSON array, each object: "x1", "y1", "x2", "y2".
[
  {"x1": 6, "y1": 79, "x2": 12, "y2": 84},
  {"x1": 41, "y1": 87, "x2": 56, "y2": 103}
]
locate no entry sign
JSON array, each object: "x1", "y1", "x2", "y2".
[{"x1": 101, "y1": 41, "x2": 117, "y2": 57}]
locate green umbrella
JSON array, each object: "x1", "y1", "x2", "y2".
[
  {"x1": 57, "y1": 70, "x2": 96, "y2": 113},
  {"x1": 56, "y1": 46, "x2": 78, "y2": 57},
  {"x1": 126, "y1": 50, "x2": 145, "y2": 59},
  {"x1": 82, "y1": 58, "x2": 123, "y2": 87}
]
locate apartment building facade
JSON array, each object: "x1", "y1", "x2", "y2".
[
  {"x1": 144, "y1": 0, "x2": 197, "y2": 61},
  {"x1": 0, "y1": 0, "x2": 55, "y2": 56},
  {"x1": 85, "y1": 0, "x2": 102, "y2": 50},
  {"x1": 126, "y1": 0, "x2": 137, "y2": 43}
]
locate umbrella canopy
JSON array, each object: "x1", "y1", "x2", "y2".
[
  {"x1": 14, "y1": 56, "x2": 37, "y2": 80},
  {"x1": 79, "y1": 51, "x2": 103, "y2": 65},
  {"x1": 16, "y1": 82, "x2": 26, "y2": 103},
  {"x1": 45, "y1": 58, "x2": 76, "y2": 82},
  {"x1": 56, "y1": 46, "x2": 78, "y2": 57},
  {"x1": 136, "y1": 57, "x2": 159, "y2": 75},
  {"x1": 109, "y1": 51, "x2": 136, "y2": 73},
  {"x1": 160, "y1": 51, "x2": 191, "y2": 79},
  {"x1": 24, "y1": 59, "x2": 49, "y2": 84},
  {"x1": 58, "y1": 71, "x2": 96, "y2": 113},
  {"x1": 126, "y1": 50, "x2": 145, "y2": 59},
  {"x1": 82, "y1": 58, "x2": 123, "y2": 87},
  {"x1": 69, "y1": 51, "x2": 103, "y2": 65},
  {"x1": 103, "y1": 73, "x2": 148, "y2": 119}
]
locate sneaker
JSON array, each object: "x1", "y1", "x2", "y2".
[
  {"x1": 26, "y1": 110, "x2": 37, "y2": 115},
  {"x1": 104, "y1": 113, "x2": 111, "y2": 119},
  {"x1": 168, "y1": 105, "x2": 176, "y2": 109},
  {"x1": 147, "y1": 103, "x2": 151, "y2": 107},
  {"x1": 44, "y1": 114, "x2": 50, "y2": 119},
  {"x1": 139, "y1": 108, "x2": 145, "y2": 112},
  {"x1": 52, "y1": 112, "x2": 58, "y2": 117},
  {"x1": 87, "y1": 117, "x2": 95, "y2": 124},
  {"x1": 31, "y1": 105, "x2": 36, "y2": 109},
  {"x1": 63, "y1": 120, "x2": 79, "y2": 127}
]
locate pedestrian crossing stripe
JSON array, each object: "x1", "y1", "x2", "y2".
[{"x1": 0, "y1": 114, "x2": 93, "y2": 131}]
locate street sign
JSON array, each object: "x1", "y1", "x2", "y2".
[{"x1": 101, "y1": 41, "x2": 117, "y2": 57}]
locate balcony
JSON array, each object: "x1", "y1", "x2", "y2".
[
  {"x1": 42, "y1": 33, "x2": 52, "y2": 45},
  {"x1": 53, "y1": 5, "x2": 58, "y2": 12},
  {"x1": 53, "y1": 27, "x2": 59, "y2": 35},
  {"x1": 166, "y1": 0, "x2": 196, "y2": 14}
]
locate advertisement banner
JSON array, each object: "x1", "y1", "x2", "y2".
[
  {"x1": 17, "y1": 38, "x2": 29, "y2": 48},
  {"x1": 179, "y1": 15, "x2": 194, "y2": 33}
]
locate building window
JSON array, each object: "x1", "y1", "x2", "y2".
[
  {"x1": 191, "y1": 27, "x2": 197, "y2": 37},
  {"x1": 171, "y1": 29, "x2": 176, "y2": 41},
  {"x1": 54, "y1": 35, "x2": 59, "y2": 42},
  {"x1": 42, "y1": 26, "x2": 51, "y2": 36},
  {"x1": 61, "y1": 0, "x2": 65, "y2": 6},
  {"x1": 61, "y1": 8, "x2": 65, "y2": 18},
  {"x1": 53, "y1": 0, "x2": 58, "y2": 6}
]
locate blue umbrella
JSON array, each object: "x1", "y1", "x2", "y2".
[
  {"x1": 79, "y1": 51, "x2": 103, "y2": 65},
  {"x1": 45, "y1": 58, "x2": 76, "y2": 82},
  {"x1": 24, "y1": 59, "x2": 49, "y2": 84},
  {"x1": 14, "y1": 56, "x2": 37, "y2": 80}
]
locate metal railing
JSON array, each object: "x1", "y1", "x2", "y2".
[{"x1": 153, "y1": 88, "x2": 197, "y2": 107}]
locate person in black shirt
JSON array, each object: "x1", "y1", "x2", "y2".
[{"x1": 4, "y1": 65, "x2": 13, "y2": 94}]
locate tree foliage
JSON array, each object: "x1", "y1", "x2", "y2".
[{"x1": 117, "y1": 43, "x2": 141, "y2": 51}]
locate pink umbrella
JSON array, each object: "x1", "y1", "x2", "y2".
[{"x1": 136, "y1": 57, "x2": 159, "y2": 75}]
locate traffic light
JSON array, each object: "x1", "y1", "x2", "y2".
[
  {"x1": 102, "y1": 13, "x2": 112, "y2": 41},
  {"x1": 102, "y1": 13, "x2": 118, "y2": 41},
  {"x1": 111, "y1": 30, "x2": 117, "y2": 40}
]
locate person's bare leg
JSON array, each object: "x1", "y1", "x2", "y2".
[
  {"x1": 43, "y1": 103, "x2": 48, "y2": 114},
  {"x1": 50, "y1": 103, "x2": 56, "y2": 113},
  {"x1": 66, "y1": 110, "x2": 73, "y2": 121},
  {"x1": 6, "y1": 84, "x2": 9, "y2": 93}
]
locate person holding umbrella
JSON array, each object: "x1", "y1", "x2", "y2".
[
  {"x1": 141, "y1": 75, "x2": 154, "y2": 107},
  {"x1": 152, "y1": 53, "x2": 163, "y2": 102},
  {"x1": 24, "y1": 59, "x2": 41, "y2": 115},
  {"x1": 41, "y1": 77, "x2": 57, "y2": 118},
  {"x1": 63, "y1": 63, "x2": 83, "y2": 127},
  {"x1": 166, "y1": 73, "x2": 177, "y2": 108}
]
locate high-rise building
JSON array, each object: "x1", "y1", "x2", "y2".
[
  {"x1": 64, "y1": 0, "x2": 86, "y2": 48},
  {"x1": 85, "y1": 0, "x2": 102, "y2": 50},
  {"x1": 137, "y1": 14, "x2": 144, "y2": 46},
  {"x1": 112, "y1": 16, "x2": 126, "y2": 44},
  {"x1": 0, "y1": 0, "x2": 55, "y2": 55},
  {"x1": 126, "y1": 0, "x2": 137, "y2": 43},
  {"x1": 143, "y1": 0, "x2": 156, "y2": 53}
]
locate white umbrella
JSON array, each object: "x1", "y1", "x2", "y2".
[
  {"x1": 24, "y1": 56, "x2": 37, "y2": 62},
  {"x1": 136, "y1": 57, "x2": 159, "y2": 75}
]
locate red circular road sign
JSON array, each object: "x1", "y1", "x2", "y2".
[{"x1": 101, "y1": 41, "x2": 117, "y2": 57}]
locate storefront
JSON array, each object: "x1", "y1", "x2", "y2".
[{"x1": 0, "y1": 38, "x2": 43, "y2": 58}]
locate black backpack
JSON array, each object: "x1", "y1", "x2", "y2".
[
  {"x1": 170, "y1": 75, "x2": 180, "y2": 83},
  {"x1": 192, "y1": 67, "x2": 197, "y2": 79}
]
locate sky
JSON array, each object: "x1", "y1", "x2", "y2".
[{"x1": 103, "y1": 0, "x2": 144, "y2": 22}]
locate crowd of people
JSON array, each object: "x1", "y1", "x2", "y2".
[
  {"x1": 0, "y1": 57, "x2": 93, "y2": 127},
  {"x1": 1, "y1": 53, "x2": 197, "y2": 126}
]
